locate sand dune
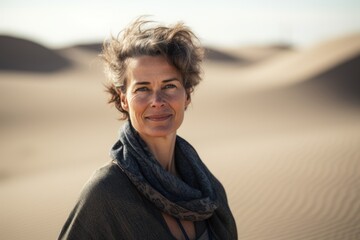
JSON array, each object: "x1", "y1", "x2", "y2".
[
  {"x1": 0, "y1": 35, "x2": 71, "y2": 72},
  {"x1": 297, "y1": 52, "x2": 360, "y2": 104},
  {"x1": 204, "y1": 47, "x2": 248, "y2": 64},
  {"x1": 226, "y1": 33, "x2": 360, "y2": 92},
  {"x1": 220, "y1": 43, "x2": 293, "y2": 64},
  {"x1": 0, "y1": 33, "x2": 359, "y2": 240}
]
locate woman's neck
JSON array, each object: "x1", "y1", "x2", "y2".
[{"x1": 140, "y1": 133, "x2": 177, "y2": 173}]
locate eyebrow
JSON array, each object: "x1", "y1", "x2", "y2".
[{"x1": 133, "y1": 78, "x2": 180, "y2": 85}]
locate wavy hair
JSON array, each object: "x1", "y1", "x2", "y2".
[{"x1": 101, "y1": 17, "x2": 204, "y2": 120}]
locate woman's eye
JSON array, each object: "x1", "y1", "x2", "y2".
[
  {"x1": 163, "y1": 84, "x2": 177, "y2": 89},
  {"x1": 135, "y1": 87, "x2": 149, "y2": 92}
]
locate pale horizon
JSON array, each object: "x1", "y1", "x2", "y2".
[{"x1": 0, "y1": 0, "x2": 359, "y2": 49}]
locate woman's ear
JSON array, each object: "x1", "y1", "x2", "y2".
[
  {"x1": 185, "y1": 94, "x2": 191, "y2": 109},
  {"x1": 120, "y1": 92, "x2": 129, "y2": 111}
]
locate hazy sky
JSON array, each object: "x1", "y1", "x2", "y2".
[{"x1": 0, "y1": 0, "x2": 359, "y2": 48}]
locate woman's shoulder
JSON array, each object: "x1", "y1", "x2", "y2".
[
  {"x1": 79, "y1": 160, "x2": 140, "y2": 204},
  {"x1": 85, "y1": 161, "x2": 125, "y2": 188},
  {"x1": 88, "y1": 161, "x2": 127, "y2": 186},
  {"x1": 58, "y1": 161, "x2": 156, "y2": 239}
]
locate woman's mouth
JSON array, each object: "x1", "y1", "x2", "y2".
[{"x1": 145, "y1": 114, "x2": 172, "y2": 121}]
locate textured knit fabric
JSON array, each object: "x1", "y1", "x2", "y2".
[{"x1": 110, "y1": 121, "x2": 218, "y2": 221}]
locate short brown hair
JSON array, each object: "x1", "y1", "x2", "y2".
[{"x1": 101, "y1": 17, "x2": 204, "y2": 120}]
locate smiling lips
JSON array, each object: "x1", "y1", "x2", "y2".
[{"x1": 145, "y1": 114, "x2": 173, "y2": 121}]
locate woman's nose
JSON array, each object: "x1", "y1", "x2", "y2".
[{"x1": 150, "y1": 90, "x2": 165, "y2": 108}]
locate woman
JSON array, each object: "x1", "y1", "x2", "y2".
[{"x1": 59, "y1": 17, "x2": 237, "y2": 240}]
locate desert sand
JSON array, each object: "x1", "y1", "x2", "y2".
[{"x1": 0, "y1": 33, "x2": 359, "y2": 240}]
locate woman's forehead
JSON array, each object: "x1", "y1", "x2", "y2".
[{"x1": 127, "y1": 56, "x2": 182, "y2": 83}]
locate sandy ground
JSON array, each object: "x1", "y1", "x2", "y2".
[{"x1": 0, "y1": 34, "x2": 360, "y2": 240}]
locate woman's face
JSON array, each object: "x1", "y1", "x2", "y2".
[{"x1": 120, "y1": 55, "x2": 190, "y2": 139}]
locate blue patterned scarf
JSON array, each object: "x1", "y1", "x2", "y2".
[{"x1": 110, "y1": 121, "x2": 218, "y2": 221}]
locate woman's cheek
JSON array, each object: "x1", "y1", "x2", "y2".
[{"x1": 129, "y1": 94, "x2": 147, "y2": 108}]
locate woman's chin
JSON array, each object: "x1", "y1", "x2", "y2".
[{"x1": 141, "y1": 125, "x2": 178, "y2": 139}]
